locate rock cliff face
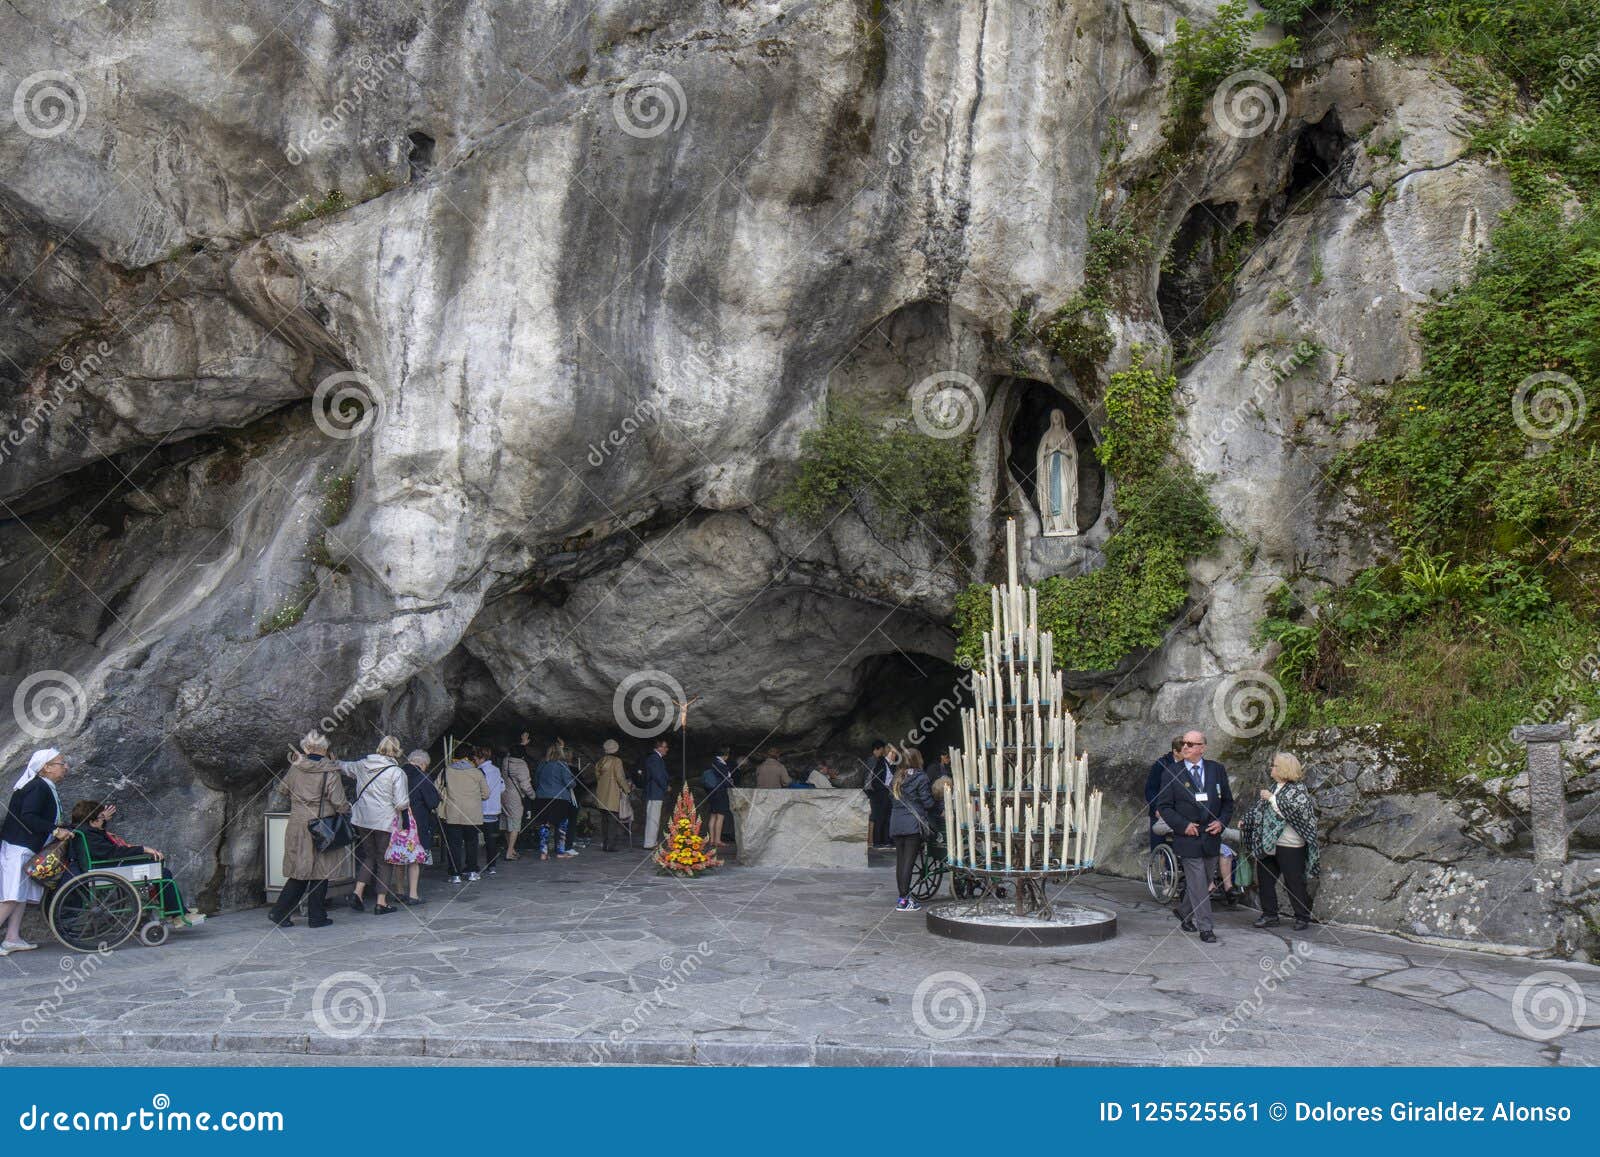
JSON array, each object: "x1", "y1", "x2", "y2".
[{"x1": 0, "y1": 2, "x2": 1509, "y2": 911}]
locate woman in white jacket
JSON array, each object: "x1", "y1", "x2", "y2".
[{"x1": 340, "y1": 735, "x2": 409, "y2": 915}]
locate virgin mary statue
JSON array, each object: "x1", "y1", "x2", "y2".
[{"x1": 1035, "y1": 410, "x2": 1079, "y2": 536}]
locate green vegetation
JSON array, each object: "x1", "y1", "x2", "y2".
[
  {"x1": 956, "y1": 352, "x2": 1223, "y2": 671},
  {"x1": 278, "y1": 189, "x2": 351, "y2": 228},
  {"x1": 778, "y1": 408, "x2": 974, "y2": 552},
  {"x1": 305, "y1": 468, "x2": 357, "y2": 573},
  {"x1": 258, "y1": 580, "x2": 317, "y2": 636},
  {"x1": 1166, "y1": 0, "x2": 1299, "y2": 150},
  {"x1": 1251, "y1": 0, "x2": 1600, "y2": 775}
]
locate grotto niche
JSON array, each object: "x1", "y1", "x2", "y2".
[{"x1": 1004, "y1": 381, "x2": 1102, "y2": 537}]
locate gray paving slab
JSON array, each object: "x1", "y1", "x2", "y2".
[{"x1": 0, "y1": 847, "x2": 1596, "y2": 1066}]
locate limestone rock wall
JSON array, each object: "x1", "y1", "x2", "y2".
[{"x1": 0, "y1": 1, "x2": 1511, "y2": 909}]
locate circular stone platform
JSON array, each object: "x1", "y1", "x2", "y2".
[{"x1": 925, "y1": 898, "x2": 1117, "y2": 946}]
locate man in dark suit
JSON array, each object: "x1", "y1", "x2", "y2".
[
  {"x1": 864, "y1": 740, "x2": 893, "y2": 849},
  {"x1": 1144, "y1": 736, "x2": 1184, "y2": 850},
  {"x1": 1154, "y1": 730, "x2": 1234, "y2": 944},
  {"x1": 642, "y1": 738, "x2": 671, "y2": 849}
]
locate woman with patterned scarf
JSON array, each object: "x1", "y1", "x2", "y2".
[{"x1": 1243, "y1": 752, "x2": 1319, "y2": 931}]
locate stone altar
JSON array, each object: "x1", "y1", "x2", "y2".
[{"x1": 731, "y1": 789, "x2": 868, "y2": 869}]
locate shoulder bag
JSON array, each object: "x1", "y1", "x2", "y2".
[{"x1": 307, "y1": 769, "x2": 358, "y2": 852}]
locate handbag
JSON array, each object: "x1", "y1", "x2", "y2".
[
  {"x1": 307, "y1": 770, "x2": 356, "y2": 852},
  {"x1": 384, "y1": 809, "x2": 425, "y2": 865},
  {"x1": 25, "y1": 837, "x2": 70, "y2": 884}
]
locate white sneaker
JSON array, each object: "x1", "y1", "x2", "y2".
[
  {"x1": 448, "y1": 875, "x2": 463, "y2": 884},
  {"x1": 3, "y1": 939, "x2": 38, "y2": 952},
  {"x1": 466, "y1": 871, "x2": 481, "y2": 882}
]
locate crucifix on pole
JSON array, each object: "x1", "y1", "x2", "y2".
[{"x1": 675, "y1": 694, "x2": 700, "y2": 790}]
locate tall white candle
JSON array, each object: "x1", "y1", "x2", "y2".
[
  {"x1": 1004, "y1": 806, "x2": 1013, "y2": 873},
  {"x1": 1024, "y1": 804, "x2": 1033, "y2": 873}
]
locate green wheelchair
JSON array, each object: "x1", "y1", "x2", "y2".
[{"x1": 47, "y1": 831, "x2": 202, "y2": 952}]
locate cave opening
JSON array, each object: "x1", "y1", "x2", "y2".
[
  {"x1": 1004, "y1": 380, "x2": 1102, "y2": 535},
  {"x1": 407, "y1": 131, "x2": 436, "y2": 180},
  {"x1": 824, "y1": 651, "x2": 971, "y2": 766},
  {"x1": 1156, "y1": 201, "x2": 1258, "y2": 361},
  {"x1": 1287, "y1": 109, "x2": 1352, "y2": 202}
]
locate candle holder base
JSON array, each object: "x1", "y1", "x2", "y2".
[{"x1": 924, "y1": 898, "x2": 1117, "y2": 946}]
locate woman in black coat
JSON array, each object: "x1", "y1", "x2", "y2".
[
  {"x1": 887, "y1": 746, "x2": 936, "y2": 913},
  {"x1": 401, "y1": 753, "x2": 442, "y2": 904},
  {"x1": 0, "y1": 748, "x2": 74, "y2": 952}
]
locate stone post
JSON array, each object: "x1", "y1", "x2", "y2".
[{"x1": 1510, "y1": 723, "x2": 1571, "y2": 868}]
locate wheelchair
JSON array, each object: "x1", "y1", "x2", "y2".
[
  {"x1": 47, "y1": 832, "x2": 202, "y2": 952},
  {"x1": 907, "y1": 820, "x2": 1009, "y2": 902},
  {"x1": 1145, "y1": 819, "x2": 1248, "y2": 910}
]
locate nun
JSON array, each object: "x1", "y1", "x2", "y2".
[{"x1": 0, "y1": 748, "x2": 74, "y2": 954}]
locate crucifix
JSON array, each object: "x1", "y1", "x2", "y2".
[{"x1": 675, "y1": 693, "x2": 701, "y2": 789}]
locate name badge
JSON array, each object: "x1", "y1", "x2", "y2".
[{"x1": 1194, "y1": 792, "x2": 1210, "y2": 802}]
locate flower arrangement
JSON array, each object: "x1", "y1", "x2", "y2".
[{"x1": 654, "y1": 785, "x2": 721, "y2": 877}]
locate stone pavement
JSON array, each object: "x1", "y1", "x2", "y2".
[{"x1": 2, "y1": 847, "x2": 1597, "y2": 1066}]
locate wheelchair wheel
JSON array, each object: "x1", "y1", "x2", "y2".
[
  {"x1": 49, "y1": 872, "x2": 142, "y2": 952},
  {"x1": 908, "y1": 847, "x2": 945, "y2": 901},
  {"x1": 1146, "y1": 844, "x2": 1181, "y2": 904},
  {"x1": 138, "y1": 920, "x2": 170, "y2": 947},
  {"x1": 952, "y1": 872, "x2": 987, "y2": 900}
]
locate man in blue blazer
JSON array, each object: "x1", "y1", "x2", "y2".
[
  {"x1": 1154, "y1": 730, "x2": 1234, "y2": 943},
  {"x1": 642, "y1": 738, "x2": 672, "y2": 849}
]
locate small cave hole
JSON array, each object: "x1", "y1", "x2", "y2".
[{"x1": 407, "y1": 131, "x2": 436, "y2": 181}]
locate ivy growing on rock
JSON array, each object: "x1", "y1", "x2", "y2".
[
  {"x1": 777, "y1": 407, "x2": 974, "y2": 553},
  {"x1": 1255, "y1": 0, "x2": 1600, "y2": 775}
]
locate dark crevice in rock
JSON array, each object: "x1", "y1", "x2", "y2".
[
  {"x1": 407, "y1": 131, "x2": 436, "y2": 180},
  {"x1": 1287, "y1": 108, "x2": 1354, "y2": 204},
  {"x1": 1156, "y1": 201, "x2": 1255, "y2": 362}
]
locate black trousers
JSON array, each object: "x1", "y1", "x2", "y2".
[
  {"x1": 444, "y1": 823, "x2": 479, "y2": 874},
  {"x1": 480, "y1": 818, "x2": 501, "y2": 866},
  {"x1": 868, "y1": 790, "x2": 891, "y2": 845},
  {"x1": 270, "y1": 878, "x2": 329, "y2": 923},
  {"x1": 894, "y1": 834, "x2": 921, "y2": 898},
  {"x1": 601, "y1": 809, "x2": 623, "y2": 851},
  {"x1": 1257, "y1": 845, "x2": 1312, "y2": 921},
  {"x1": 352, "y1": 825, "x2": 393, "y2": 901}
]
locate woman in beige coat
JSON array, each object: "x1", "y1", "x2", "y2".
[
  {"x1": 438, "y1": 755, "x2": 490, "y2": 883},
  {"x1": 268, "y1": 732, "x2": 349, "y2": 928},
  {"x1": 594, "y1": 739, "x2": 629, "y2": 852}
]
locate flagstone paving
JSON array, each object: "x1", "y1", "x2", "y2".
[{"x1": 1, "y1": 848, "x2": 1597, "y2": 1066}]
